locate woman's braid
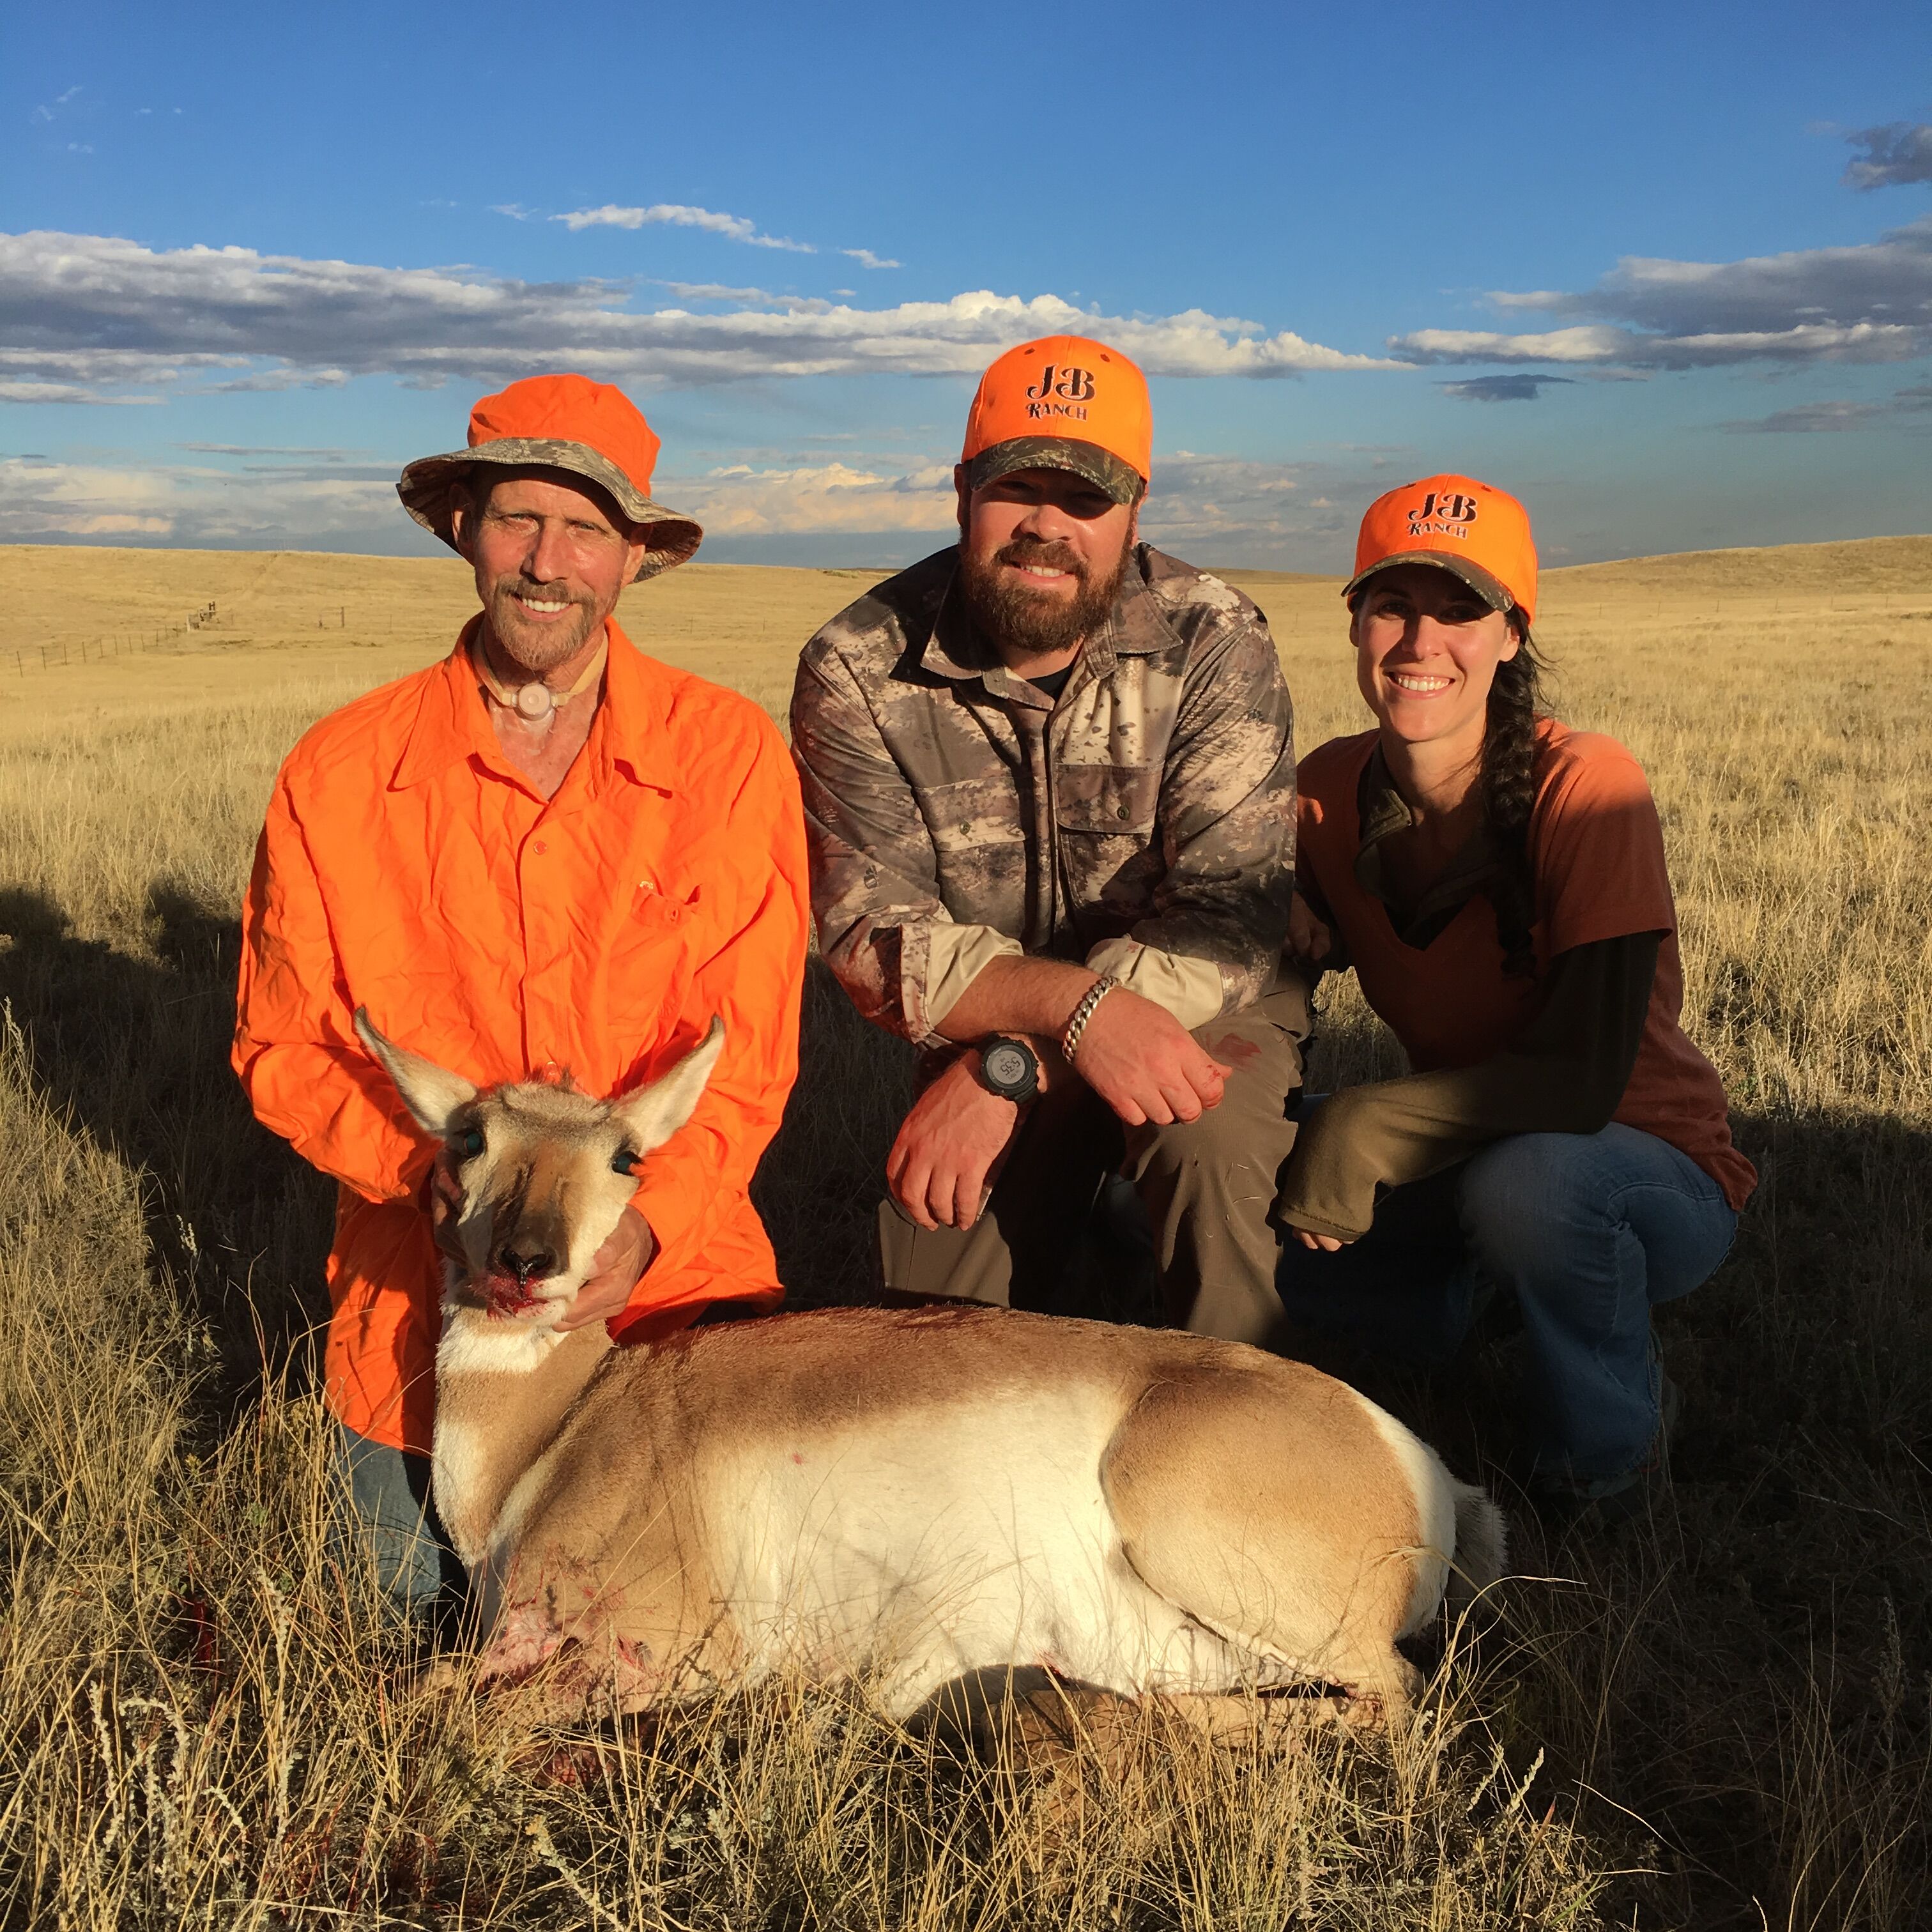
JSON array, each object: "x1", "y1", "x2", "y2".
[{"x1": 1480, "y1": 624, "x2": 1547, "y2": 976}]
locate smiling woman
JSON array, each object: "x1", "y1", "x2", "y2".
[{"x1": 1275, "y1": 474, "x2": 1757, "y2": 1524}]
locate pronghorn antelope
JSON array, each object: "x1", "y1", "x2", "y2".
[{"x1": 354, "y1": 1008, "x2": 1505, "y2": 1722}]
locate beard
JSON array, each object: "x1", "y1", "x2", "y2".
[
  {"x1": 480, "y1": 572, "x2": 604, "y2": 674},
  {"x1": 957, "y1": 531, "x2": 1133, "y2": 662}
]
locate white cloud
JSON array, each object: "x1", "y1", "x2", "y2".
[
  {"x1": 174, "y1": 441, "x2": 371, "y2": 456},
  {"x1": 842, "y1": 248, "x2": 901, "y2": 270},
  {"x1": 1393, "y1": 214, "x2": 1932, "y2": 370},
  {"x1": 0, "y1": 381, "x2": 162, "y2": 405},
  {"x1": 664, "y1": 447, "x2": 1391, "y2": 556},
  {"x1": 33, "y1": 84, "x2": 81, "y2": 125},
  {"x1": 0, "y1": 231, "x2": 1399, "y2": 397},
  {"x1": 1143, "y1": 448, "x2": 1470, "y2": 561},
  {"x1": 553, "y1": 203, "x2": 814, "y2": 252},
  {"x1": 0, "y1": 453, "x2": 412, "y2": 547},
  {"x1": 1397, "y1": 325, "x2": 1630, "y2": 365},
  {"x1": 653, "y1": 279, "x2": 783, "y2": 304},
  {"x1": 0, "y1": 438, "x2": 1407, "y2": 565},
  {"x1": 195, "y1": 369, "x2": 350, "y2": 393},
  {"x1": 664, "y1": 461, "x2": 956, "y2": 536}
]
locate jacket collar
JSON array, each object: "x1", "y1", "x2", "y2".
[
  {"x1": 393, "y1": 615, "x2": 681, "y2": 794},
  {"x1": 917, "y1": 543, "x2": 1179, "y2": 701},
  {"x1": 1353, "y1": 740, "x2": 1505, "y2": 943}
]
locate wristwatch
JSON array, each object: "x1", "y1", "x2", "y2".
[{"x1": 977, "y1": 1036, "x2": 1041, "y2": 1103}]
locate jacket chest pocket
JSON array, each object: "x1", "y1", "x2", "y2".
[
  {"x1": 1054, "y1": 764, "x2": 1164, "y2": 921},
  {"x1": 606, "y1": 884, "x2": 703, "y2": 1037},
  {"x1": 918, "y1": 772, "x2": 1029, "y2": 860},
  {"x1": 1054, "y1": 763, "x2": 1160, "y2": 836}
]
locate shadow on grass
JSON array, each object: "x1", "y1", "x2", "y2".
[
  {"x1": 0, "y1": 884, "x2": 330, "y2": 1420},
  {"x1": 0, "y1": 883, "x2": 914, "y2": 1410}
]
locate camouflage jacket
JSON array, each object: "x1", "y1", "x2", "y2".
[{"x1": 790, "y1": 543, "x2": 1296, "y2": 1046}]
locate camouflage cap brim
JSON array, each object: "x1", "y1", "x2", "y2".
[
  {"x1": 396, "y1": 436, "x2": 703, "y2": 578},
  {"x1": 963, "y1": 436, "x2": 1147, "y2": 507},
  {"x1": 1341, "y1": 551, "x2": 1515, "y2": 615}
]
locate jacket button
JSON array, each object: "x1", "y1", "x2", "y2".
[
  {"x1": 533, "y1": 839, "x2": 548, "y2": 854},
  {"x1": 1115, "y1": 806, "x2": 1129, "y2": 820}
]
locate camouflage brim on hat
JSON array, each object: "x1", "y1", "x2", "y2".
[
  {"x1": 397, "y1": 436, "x2": 703, "y2": 578},
  {"x1": 1342, "y1": 551, "x2": 1515, "y2": 615},
  {"x1": 963, "y1": 434, "x2": 1147, "y2": 507}
]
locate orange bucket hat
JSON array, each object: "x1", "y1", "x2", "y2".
[
  {"x1": 961, "y1": 335, "x2": 1151, "y2": 505},
  {"x1": 1344, "y1": 474, "x2": 1538, "y2": 624},
  {"x1": 397, "y1": 373, "x2": 703, "y2": 577}
]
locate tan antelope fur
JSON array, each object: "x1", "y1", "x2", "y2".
[{"x1": 353, "y1": 1009, "x2": 1506, "y2": 1722}]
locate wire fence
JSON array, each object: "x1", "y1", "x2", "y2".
[{"x1": 9, "y1": 602, "x2": 224, "y2": 677}]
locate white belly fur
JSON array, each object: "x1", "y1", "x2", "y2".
[
  {"x1": 700, "y1": 1388, "x2": 1291, "y2": 1714},
  {"x1": 1352, "y1": 1389, "x2": 1457, "y2": 1637}
]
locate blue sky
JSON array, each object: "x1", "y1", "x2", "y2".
[{"x1": 3, "y1": 1, "x2": 1928, "y2": 569}]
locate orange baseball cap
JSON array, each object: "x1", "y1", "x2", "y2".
[
  {"x1": 1343, "y1": 474, "x2": 1538, "y2": 625},
  {"x1": 960, "y1": 335, "x2": 1151, "y2": 505},
  {"x1": 397, "y1": 372, "x2": 702, "y2": 577}
]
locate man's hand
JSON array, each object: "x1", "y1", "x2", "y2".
[
  {"x1": 555, "y1": 1205, "x2": 657, "y2": 1332},
  {"x1": 425, "y1": 1149, "x2": 466, "y2": 1262},
  {"x1": 885, "y1": 1053, "x2": 1021, "y2": 1231},
  {"x1": 1071, "y1": 986, "x2": 1232, "y2": 1128},
  {"x1": 1292, "y1": 1227, "x2": 1347, "y2": 1253},
  {"x1": 1287, "y1": 891, "x2": 1332, "y2": 967}
]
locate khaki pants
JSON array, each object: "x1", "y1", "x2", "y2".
[{"x1": 878, "y1": 987, "x2": 1309, "y2": 1344}]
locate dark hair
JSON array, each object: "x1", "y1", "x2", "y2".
[{"x1": 1482, "y1": 615, "x2": 1549, "y2": 975}]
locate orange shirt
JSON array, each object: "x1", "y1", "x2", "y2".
[
  {"x1": 1296, "y1": 721, "x2": 1755, "y2": 1211},
  {"x1": 234, "y1": 618, "x2": 809, "y2": 1453}
]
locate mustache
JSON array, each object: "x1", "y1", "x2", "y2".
[
  {"x1": 490, "y1": 574, "x2": 590, "y2": 605},
  {"x1": 994, "y1": 537, "x2": 1085, "y2": 578}
]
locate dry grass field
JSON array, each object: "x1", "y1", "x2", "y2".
[{"x1": 1, "y1": 533, "x2": 1930, "y2": 1928}]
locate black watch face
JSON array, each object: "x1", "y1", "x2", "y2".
[{"x1": 983, "y1": 1039, "x2": 1034, "y2": 1096}]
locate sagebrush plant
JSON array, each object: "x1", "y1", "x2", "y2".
[{"x1": 1, "y1": 540, "x2": 1929, "y2": 1926}]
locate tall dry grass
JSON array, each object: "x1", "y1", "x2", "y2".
[{"x1": 1, "y1": 537, "x2": 1929, "y2": 1926}]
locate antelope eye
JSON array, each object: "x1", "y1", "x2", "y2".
[
  {"x1": 457, "y1": 1128, "x2": 485, "y2": 1160},
  {"x1": 611, "y1": 1148, "x2": 639, "y2": 1177}
]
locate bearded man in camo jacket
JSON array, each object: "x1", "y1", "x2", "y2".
[{"x1": 789, "y1": 335, "x2": 1310, "y2": 1343}]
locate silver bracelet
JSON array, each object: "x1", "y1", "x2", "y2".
[{"x1": 1061, "y1": 975, "x2": 1122, "y2": 1065}]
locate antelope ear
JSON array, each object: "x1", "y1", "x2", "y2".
[
  {"x1": 353, "y1": 1008, "x2": 479, "y2": 1135},
  {"x1": 614, "y1": 1016, "x2": 726, "y2": 1156}
]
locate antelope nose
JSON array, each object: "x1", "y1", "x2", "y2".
[{"x1": 498, "y1": 1243, "x2": 556, "y2": 1284}]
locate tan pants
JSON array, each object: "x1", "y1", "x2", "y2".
[{"x1": 878, "y1": 987, "x2": 1309, "y2": 1344}]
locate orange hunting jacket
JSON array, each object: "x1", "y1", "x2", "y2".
[{"x1": 233, "y1": 618, "x2": 809, "y2": 1455}]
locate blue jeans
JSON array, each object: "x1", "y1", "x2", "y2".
[
  {"x1": 1275, "y1": 1123, "x2": 1737, "y2": 1486},
  {"x1": 330, "y1": 1421, "x2": 466, "y2": 1629}
]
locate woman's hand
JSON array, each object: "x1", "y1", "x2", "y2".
[
  {"x1": 1287, "y1": 891, "x2": 1332, "y2": 966},
  {"x1": 1292, "y1": 1227, "x2": 1347, "y2": 1253}
]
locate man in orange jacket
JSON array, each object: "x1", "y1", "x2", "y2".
[{"x1": 234, "y1": 373, "x2": 809, "y2": 1621}]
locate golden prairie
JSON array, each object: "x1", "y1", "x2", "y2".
[{"x1": 1, "y1": 534, "x2": 1929, "y2": 1927}]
